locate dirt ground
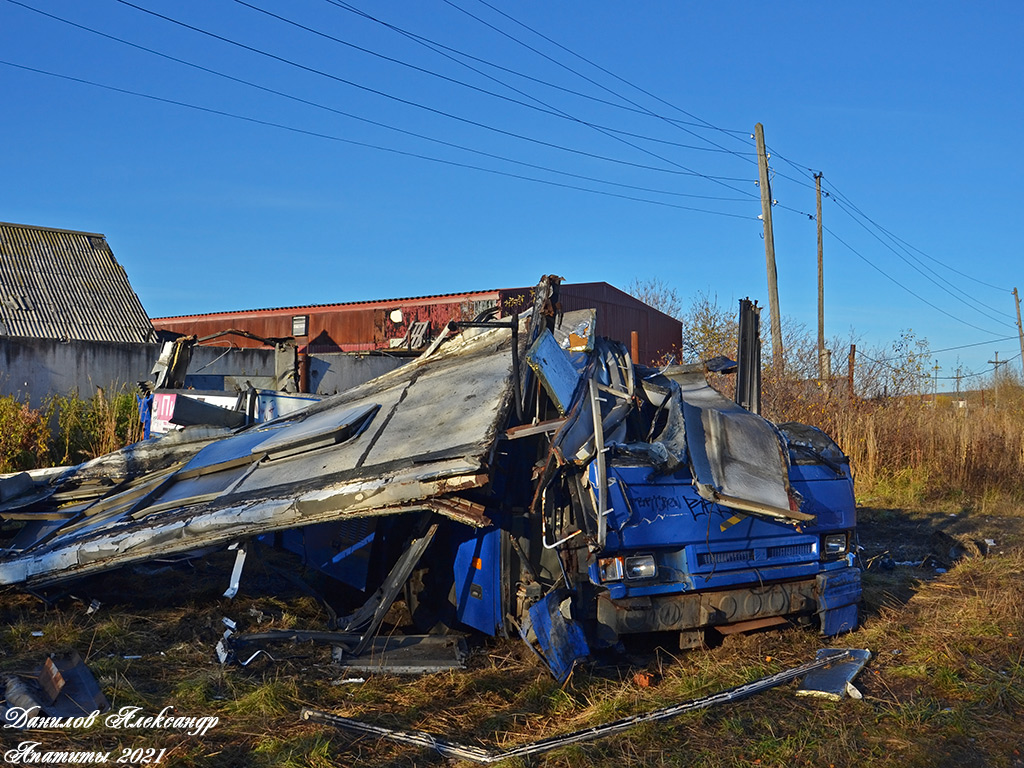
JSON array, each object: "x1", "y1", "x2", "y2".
[{"x1": 0, "y1": 506, "x2": 1021, "y2": 767}]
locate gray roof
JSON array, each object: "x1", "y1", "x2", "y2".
[{"x1": 0, "y1": 221, "x2": 154, "y2": 343}]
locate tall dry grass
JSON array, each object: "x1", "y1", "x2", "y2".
[
  {"x1": 765, "y1": 377, "x2": 1024, "y2": 506},
  {"x1": 0, "y1": 389, "x2": 142, "y2": 473}
]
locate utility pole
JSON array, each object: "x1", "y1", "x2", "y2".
[
  {"x1": 932, "y1": 360, "x2": 940, "y2": 404},
  {"x1": 815, "y1": 172, "x2": 826, "y2": 383},
  {"x1": 1014, "y1": 287, "x2": 1024, "y2": 377},
  {"x1": 988, "y1": 351, "x2": 1006, "y2": 408},
  {"x1": 847, "y1": 344, "x2": 856, "y2": 402},
  {"x1": 755, "y1": 123, "x2": 784, "y2": 373}
]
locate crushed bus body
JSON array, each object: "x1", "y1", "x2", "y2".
[{"x1": 0, "y1": 276, "x2": 860, "y2": 679}]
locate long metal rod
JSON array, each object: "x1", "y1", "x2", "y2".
[
  {"x1": 302, "y1": 649, "x2": 853, "y2": 764},
  {"x1": 589, "y1": 379, "x2": 608, "y2": 548}
]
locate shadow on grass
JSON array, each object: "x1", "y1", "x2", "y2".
[{"x1": 855, "y1": 504, "x2": 1009, "y2": 620}]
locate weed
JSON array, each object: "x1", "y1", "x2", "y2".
[
  {"x1": 0, "y1": 394, "x2": 50, "y2": 472},
  {"x1": 0, "y1": 389, "x2": 141, "y2": 471},
  {"x1": 223, "y1": 678, "x2": 298, "y2": 717}
]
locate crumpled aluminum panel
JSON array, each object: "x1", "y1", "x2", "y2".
[
  {"x1": 664, "y1": 367, "x2": 810, "y2": 523},
  {"x1": 0, "y1": 322, "x2": 520, "y2": 586}
]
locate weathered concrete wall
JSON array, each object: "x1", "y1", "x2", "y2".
[
  {"x1": 0, "y1": 336, "x2": 159, "y2": 406},
  {"x1": 0, "y1": 337, "x2": 405, "y2": 405}
]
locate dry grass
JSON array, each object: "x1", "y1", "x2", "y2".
[
  {"x1": 761, "y1": 378, "x2": 1024, "y2": 510},
  {"x1": 0, "y1": 533, "x2": 1021, "y2": 767}
]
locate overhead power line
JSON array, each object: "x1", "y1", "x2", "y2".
[
  {"x1": 4, "y1": 0, "x2": 750, "y2": 204},
  {"x1": 855, "y1": 350, "x2": 1008, "y2": 381},
  {"x1": 461, "y1": 0, "x2": 755, "y2": 159},
  {"x1": 324, "y1": 0, "x2": 754, "y2": 145},
  {"x1": 763, "y1": 143, "x2": 1011, "y2": 297},
  {"x1": 869, "y1": 335, "x2": 1020, "y2": 361},
  {"x1": 822, "y1": 223, "x2": 1007, "y2": 336},
  {"x1": 228, "y1": 0, "x2": 760, "y2": 199},
  {"x1": 106, "y1": 0, "x2": 756, "y2": 187},
  {"x1": 823, "y1": 177, "x2": 1011, "y2": 295},
  {"x1": 0, "y1": 59, "x2": 759, "y2": 220},
  {"x1": 827, "y1": 196, "x2": 1016, "y2": 329}
]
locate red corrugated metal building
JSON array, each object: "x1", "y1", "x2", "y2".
[{"x1": 152, "y1": 282, "x2": 681, "y2": 365}]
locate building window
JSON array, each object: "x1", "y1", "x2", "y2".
[{"x1": 292, "y1": 315, "x2": 309, "y2": 337}]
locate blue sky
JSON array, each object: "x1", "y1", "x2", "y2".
[{"x1": 1, "y1": 1, "x2": 1022, "y2": 384}]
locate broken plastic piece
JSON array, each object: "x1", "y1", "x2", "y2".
[{"x1": 223, "y1": 545, "x2": 247, "y2": 599}]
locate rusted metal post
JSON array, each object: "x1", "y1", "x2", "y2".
[
  {"x1": 297, "y1": 351, "x2": 310, "y2": 394},
  {"x1": 630, "y1": 331, "x2": 639, "y2": 365}
]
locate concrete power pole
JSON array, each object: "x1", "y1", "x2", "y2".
[
  {"x1": 755, "y1": 123, "x2": 784, "y2": 373},
  {"x1": 815, "y1": 172, "x2": 826, "y2": 383},
  {"x1": 1014, "y1": 287, "x2": 1024, "y2": 377}
]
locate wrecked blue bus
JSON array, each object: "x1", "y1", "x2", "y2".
[
  {"x1": 270, "y1": 294, "x2": 860, "y2": 679},
  {"x1": 0, "y1": 278, "x2": 859, "y2": 680}
]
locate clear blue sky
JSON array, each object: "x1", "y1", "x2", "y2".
[{"x1": 2, "y1": 1, "x2": 1022, "y2": 384}]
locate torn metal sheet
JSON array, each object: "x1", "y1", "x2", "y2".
[
  {"x1": 796, "y1": 648, "x2": 871, "y2": 700},
  {"x1": 521, "y1": 590, "x2": 589, "y2": 683},
  {"x1": 0, "y1": 472, "x2": 34, "y2": 503},
  {"x1": 331, "y1": 635, "x2": 468, "y2": 675},
  {"x1": 0, "y1": 320, "x2": 522, "y2": 586},
  {"x1": 658, "y1": 365, "x2": 811, "y2": 523},
  {"x1": 526, "y1": 329, "x2": 581, "y2": 416},
  {"x1": 302, "y1": 650, "x2": 853, "y2": 763}
]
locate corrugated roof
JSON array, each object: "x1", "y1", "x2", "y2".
[
  {"x1": 152, "y1": 288, "x2": 507, "y2": 321},
  {"x1": 0, "y1": 221, "x2": 154, "y2": 343}
]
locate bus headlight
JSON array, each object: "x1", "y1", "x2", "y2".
[
  {"x1": 822, "y1": 533, "x2": 849, "y2": 560},
  {"x1": 625, "y1": 555, "x2": 657, "y2": 580}
]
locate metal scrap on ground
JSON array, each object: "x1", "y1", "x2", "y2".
[{"x1": 301, "y1": 650, "x2": 856, "y2": 763}]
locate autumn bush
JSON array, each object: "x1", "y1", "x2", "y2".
[
  {"x1": 0, "y1": 395, "x2": 51, "y2": 473},
  {"x1": 0, "y1": 390, "x2": 141, "y2": 473}
]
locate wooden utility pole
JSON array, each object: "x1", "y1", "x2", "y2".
[
  {"x1": 755, "y1": 123, "x2": 784, "y2": 373},
  {"x1": 1013, "y1": 287, "x2": 1024, "y2": 377},
  {"x1": 988, "y1": 351, "x2": 1006, "y2": 408},
  {"x1": 932, "y1": 361, "x2": 940, "y2": 404},
  {"x1": 815, "y1": 172, "x2": 826, "y2": 382}
]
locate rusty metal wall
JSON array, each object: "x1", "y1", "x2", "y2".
[
  {"x1": 154, "y1": 292, "x2": 502, "y2": 353},
  {"x1": 561, "y1": 282, "x2": 682, "y2": 365},
  {"x1": 500, "y1": 282, "x2": 682, "y2": 365},
  {"x1": 153, "y1": 284, "x2": 680, "y2": 364}
]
